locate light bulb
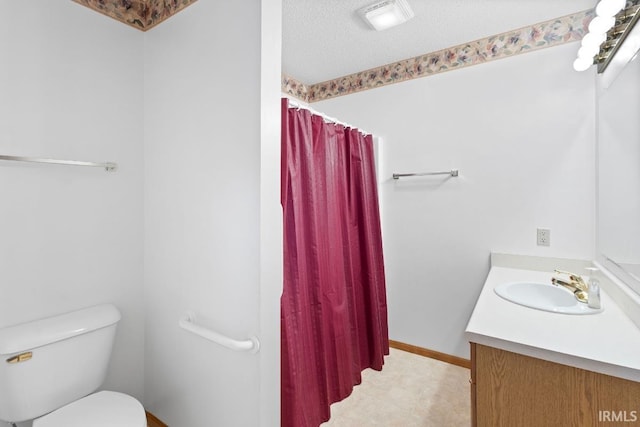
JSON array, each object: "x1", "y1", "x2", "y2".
[
  {"x1": 582, "y1": 32, "x2": 607, "y2": 49},
  {"x1": 573, "y1": 56, "x2": 594, "y2": 71},
  {"x1": 596, "y1": 0, "x2": 625, "y2": 17},
  {"x1": 578, "y1": 44, "x2": 600, "y2": 59},
  {"x1": 588, "y1": 16, "x2": 616, "y2": 34}
]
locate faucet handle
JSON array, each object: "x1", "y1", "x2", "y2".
[
  {"x1": 553, "y1": 269, "x2": 588, "y2": 289},
  {"x1": 554, "y1": 269, "x2": 583, "y2": 279}
]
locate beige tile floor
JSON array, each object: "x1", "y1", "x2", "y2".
[{"x1": 321, "y1": 347, "x2": 471, "y2": 427}]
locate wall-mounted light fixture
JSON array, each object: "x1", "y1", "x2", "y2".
[
  {"x1": 574, "y1": 0, "x2": 640, "y2": 72},
  {"x1": 358, "y1": 0, "x2": 415, "y2": 31},
  {"x1": 597, "y1": 2, "x2": 640, "y2": 73}
]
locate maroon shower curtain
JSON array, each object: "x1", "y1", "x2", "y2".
[{"x1": 281, "y1": 98, "x2": 389, "y2": 427}]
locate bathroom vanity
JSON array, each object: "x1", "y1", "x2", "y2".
[{"x1": 466, "y1": 254, "x2": 640, "y2": 427}]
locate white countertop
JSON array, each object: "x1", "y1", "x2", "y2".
[{"x1": 466, "y1": 262, "x2": 640, "y2": 382}]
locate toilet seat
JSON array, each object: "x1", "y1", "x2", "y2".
[{"x1": 33, "y1": 391, "x2": 146, "y2": 427}]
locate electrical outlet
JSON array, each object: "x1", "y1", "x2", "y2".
[{"x1": 537, "y1": 228, "x2": 551, "y2": 246}]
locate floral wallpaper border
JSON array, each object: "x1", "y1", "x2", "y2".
[
  {"x1": 282, "y1": 9, "x2": 593, "y2": 103},
  {"x1": 72, "y1": 0, "x2": 198, "y2": 31},
  {"x1": 281, "y1": 74, "x2": 311, "y2": 103}
]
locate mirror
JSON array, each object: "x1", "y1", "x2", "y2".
[{"x1": 596, "y1": 29, "x2": 640, "y2": 294}]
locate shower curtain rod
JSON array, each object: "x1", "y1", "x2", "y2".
[{"x1": 285, "y1": 98, "x2": 372, "y2": 136}]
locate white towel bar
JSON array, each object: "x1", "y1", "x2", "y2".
[
  {"x1": 179, "y1": 311, "x2": 260, "y2": 354},
  {"x1": 0, "y1": 154, "x2": 116, "y2": 171},
  {"x1": 392, "y1": 169, "x2": 459, "y2": 179}
]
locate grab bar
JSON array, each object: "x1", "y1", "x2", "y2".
[
  {"x1": 0, "y1": 155, "x2": 116, "y2": 171},
  {"x1": 393, "y1": 169, "x2": 459, "y2": 180},
  {"x1": 179, "y1": 311, "x2": 260, "y2": 354}
]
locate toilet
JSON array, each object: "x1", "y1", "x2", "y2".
[{"x1": 0, "y1": 304, "x2": 146, "y2": 426}]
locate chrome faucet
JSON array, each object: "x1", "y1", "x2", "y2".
[{"x1": 551, "y1": 270, "x2": 588, "y2": 303}]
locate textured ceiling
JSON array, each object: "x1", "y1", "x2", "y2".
[{"x1": 283, "y1": 0, "x2": 596, "y2": 84}]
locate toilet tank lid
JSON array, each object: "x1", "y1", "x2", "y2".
[{"x1": 0, "y1": 304, "x2": 121, "y2": 355}]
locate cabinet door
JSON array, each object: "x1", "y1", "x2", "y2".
[
  {"x1": 472, "y1": 343, "x2": 640, "y2": 427},
  {"x1": 470, "y1": 343, "x2": 477, "y2": 427}
]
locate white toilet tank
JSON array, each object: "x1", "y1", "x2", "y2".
[{"x1": 0, "y1": 304, "x2": 121, "y2": 423}]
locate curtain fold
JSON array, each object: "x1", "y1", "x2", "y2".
[{"x1": 281, "y1": 98, "x2": 389, "y2": 427}]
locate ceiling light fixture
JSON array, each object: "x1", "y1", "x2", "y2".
[{"x1": 358, "y1": 0, "x2": 415, "y2": 31}]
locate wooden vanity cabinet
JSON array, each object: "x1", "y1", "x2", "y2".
[{"x1": 470, "y1": 343, "x2": 640, "y2": 427}]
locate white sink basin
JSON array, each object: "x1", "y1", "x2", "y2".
[{"x1": 494, "y1": 281, "x2": 603, "y2": 315}]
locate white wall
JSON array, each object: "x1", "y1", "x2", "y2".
[
  {"x1": 143, "y1": 1, "x2": 281, "y2": 425},
  {"x1": 261, "y1": 1, "x2": 284, "y2": 425},
  {"x1": 0, "y1": 2, "x2": 282, "y2": 426},
  {"x1": 0, "y1": 1, "x2": 145, "y2": 417},
  {"x1": 315, "y1": 43, "x2": 596, "y2": 358}
]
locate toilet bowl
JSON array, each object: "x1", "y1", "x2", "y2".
[
  {"x1": 0, "y1": 304, "x2": 146, "y2": 426},
  {"x1": 33, "y1": 391, "x2": 146, "y2": 427}
]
